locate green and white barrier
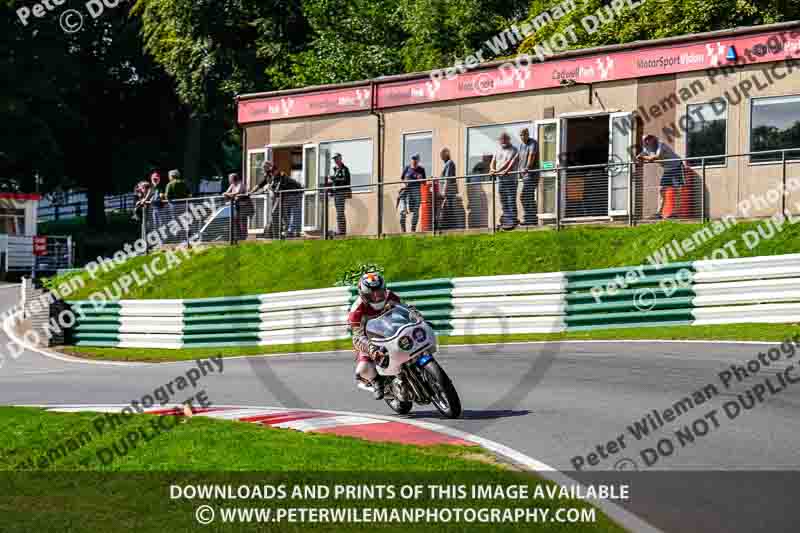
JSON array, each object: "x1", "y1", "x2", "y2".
[{"x1": 65, "y1": 254, "x2": 800, "y2": 349}]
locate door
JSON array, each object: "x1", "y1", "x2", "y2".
[
  {"x1": 534, "y1": 119, "x2": 560, "y2": 219},
  {"x1": 246, "y1": 149, "x2": 270, "y2": 233},
  {"x1": 608, "y1": 112, "x2": 633, "y2": 215},
  {"x1": 301, "y1": 143, "x2": 319, "y2": 231}
]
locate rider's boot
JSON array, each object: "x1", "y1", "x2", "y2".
[{"x1": 356, "y1": 376, "x2": 384, "y2": 399}]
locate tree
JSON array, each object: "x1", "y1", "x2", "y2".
[{"x1": 515, "y1": 0, "x2": 799, "y2": 58}]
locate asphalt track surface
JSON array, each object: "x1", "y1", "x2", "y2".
[{"x1": 0, "y1": 287, "x2": 798, "y2": 532}]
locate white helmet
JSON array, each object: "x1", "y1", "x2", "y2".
[{"x1": 358, "y1": 272, "x2": 387, "y2": 311}]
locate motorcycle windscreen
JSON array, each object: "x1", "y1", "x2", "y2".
[{"x1": 365, "y1": 305, "x2": 413, "y2": 340}]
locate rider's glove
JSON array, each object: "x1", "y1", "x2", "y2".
[{"x1": 369, "y1": 344, "x2": 389, "y2": 368}]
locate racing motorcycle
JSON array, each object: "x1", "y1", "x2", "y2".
[{"x1": 365, "y1": 304, "x2": 462, "y2": 419}]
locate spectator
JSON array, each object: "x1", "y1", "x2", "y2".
[
  {"x1": 224, "y1": 172, "x2": 249, "y2": 241},
  {"x1": 269, "y1": 169, "x2": 303, "y2": 238},
  {"x1": 165, "y1": 169, "x2": 190, "y2": 201},
  {"x1": 636, "y1": 134, "x2": 684, "y2": 219},
  {"x1": 400, "y1": 153, "x2": 426, "y2": 232},
  {"x1": 146, "y1": 171, "x2": 165, "y2": 230},
  {"x1": 490, "y1": 132, "x2": 519, "y2": 229},
  {"x1": 517, "y1": 128, "x2": 539, "y2": 225},
  {"x1": 327, "y1": 153, "x2": 351, "y2": 236},
  {"x1": 132, "y1": 181, "x2": 150, "y2": 223},
  {"x1": 438, "y1": 148, "x2": 463, "y2": 230}
]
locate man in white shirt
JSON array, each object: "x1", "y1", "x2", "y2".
[{"x1": 490, "y1": 132, "x2": 519, "y2": 228}]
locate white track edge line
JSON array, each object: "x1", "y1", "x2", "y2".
[
  {"x1": 2, "y1": 310, "x2": 147, "y2": 367},
  {"x1": 21, "y1": 403, "x2": 663, "y2": 533}
]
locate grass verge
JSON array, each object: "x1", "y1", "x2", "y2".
[
  {"x1": 57, "y1": 322, "x2": 800, "y2": 362},
  {"x1": 0, "y1": 407, "x2": 623, "y2": 532},
  {"x1": 46, "y1": 219, "x2": 800, "y2": 300}
]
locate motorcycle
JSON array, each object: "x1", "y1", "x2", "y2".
[{"x1": 365, "y1": 304, "x2": 462, "y2": 419}]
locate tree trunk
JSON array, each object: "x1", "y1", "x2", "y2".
[
  {"x1": 86, "y1": 187, "x2": 107, "y2": 230},
  {"x1": 182, "y1": 114, "x2": 206, "y2": 194}
]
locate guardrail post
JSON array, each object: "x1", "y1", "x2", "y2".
[
  {"x1": 431, "y1": 177, "x2": 437, "y2": 236},
  {"x1": 627, "y1": 161, "x2": 634, "y2": 226},
  {"x1": 278, "y1": 192, "x2": 284, "y2": 240},
  {"x1": 555, "y1": 168, "x2": 561, "y2": 231},
  {"x1": 782, "y1": 150, "x2": 787, "y2": 216},
  {"x1": 490, "y1": 176, "x2": 497, "y2": 234},
  {"x1": 377, "y1": 180, "x2": 384, "y2": 238},
  {"x1": 229, "y1": 198, "x2": 237, "y2": 245},
  {"x1": 142, "y1": 205, "x2": 149, "y2": 253},
  {"x1": 66, "y1": 236, "x2": 73, "y2": 268},
  {"x1": 701, "y1": 158, "x2": 707, "y2": 223},
  {"x1": 323, "y1": 186, "x2": 329, "y2": 240}
]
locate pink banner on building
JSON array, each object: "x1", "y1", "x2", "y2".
[
  {"x1": 237, "y1": 28, "x2": 799, "y2": 121},
  {"x1": 238, "y1": 85, "x2": 372, "y2": 124},
  {"x1": 376, "y1": 29, "x2": 800, "y2": 108}
]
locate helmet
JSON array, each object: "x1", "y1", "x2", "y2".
[{"x1": 358, "y1": 272, "x2": 387, "y2": 311}]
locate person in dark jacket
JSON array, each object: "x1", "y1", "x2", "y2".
[
  {"x1": 251, "y1": 161, "x2": 303, "y2": 238},
  {"x1": 327, "y1": 153, "x2": 351, "y2": 236}
]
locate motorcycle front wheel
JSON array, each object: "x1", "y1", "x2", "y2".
[
  {"x1": 385, "y1": 398, "x2": 413, "y2": 415},
  {"x1": 423, "y1": 360, "x2": 462, "y2": 419}
]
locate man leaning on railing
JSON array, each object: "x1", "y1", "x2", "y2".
[{"x1": 636, "y1": 134, "x2": 685, "y2": 220}]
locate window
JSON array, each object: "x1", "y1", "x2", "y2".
[
  {"x1": 247, "y1": 149, "x2": 269, "y2": 189},
  {"x1": 0, "y1": 207, "x2": 25, "y2": 235},
  {"x1": 750, "y1": 95, "x2": 800, "y2": 163},
  {"x1": 687, "y1": 101, "x2": 727, "y2": 167},
  {"x1": 319, "y1": 138, "x2": 373, "y2": 192},
  {"x1": 402, "y1": 132, "x2": 433, "y2": 175},
  {"x1": 466, "y1": 122, "x2": 532, "y2": 182}
]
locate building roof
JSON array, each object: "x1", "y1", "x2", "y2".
[
  {"x1": 237, "y1": 21, "x2": 800, "y2": 101},
  {"x1": 236, "y1": 21, "x2": 800, "y2": 124}
]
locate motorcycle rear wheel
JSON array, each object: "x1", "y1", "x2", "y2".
[
  {"x1": 385, "y1": 398, "x2": 413, "y2": 415},
  {"x1": 423, "y1": 361, "x2": 462, "y2": 419}
]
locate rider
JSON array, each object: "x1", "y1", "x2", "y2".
[{"x1": 349, "y1": 272, "x2": 402, "y2": 399}]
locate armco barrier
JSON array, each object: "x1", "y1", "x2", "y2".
[{"x1": 65, "y1": 254, "x2": 800, "y2": 349}]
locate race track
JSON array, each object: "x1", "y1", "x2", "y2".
[{"x1": 0, "y1": 287, "x2": 797, "y2": 532}]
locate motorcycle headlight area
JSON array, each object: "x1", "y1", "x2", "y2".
[
  {"x1": 416, "y1": 353, "x2": 433, "y2": 367},
  {"x1": 398, "y1": 336, "x2": 413, "y2": 350}
]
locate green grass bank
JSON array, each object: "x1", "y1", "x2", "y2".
[{"x1": 48, "y1": 219, "x2": 800, "y2": 300}]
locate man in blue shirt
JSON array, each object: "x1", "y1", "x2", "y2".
[{"x1": 400, "y1": 154, "x2": 426, "y2": 232}]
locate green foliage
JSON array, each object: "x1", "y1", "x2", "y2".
[
  {"x1": 397, "y1": 0, "x2": 527, "y2": 71},
  {"x1": 334, "y1": 262, "x2": 386, "y2": 287},
  {"x1": 517, "y1": 0, "x2": 798, "y2": 57}
]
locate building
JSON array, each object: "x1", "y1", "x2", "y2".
[
  {"x1": 236, "y1": 22, "x2": 800, "y2": 238},
  {"x1": 0, "y1": 193, "x2": 40, "y2": 236}
]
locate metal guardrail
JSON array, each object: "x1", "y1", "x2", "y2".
[
  {"x1": 138, "y1": 148, "x2": 798, "y2": 247},
  {"x1": 38, "y1": 192, "x2": 137, "y2": 223},
  {"x1": 0, "y1": 234, "x2": 73, "y2": 275}
]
